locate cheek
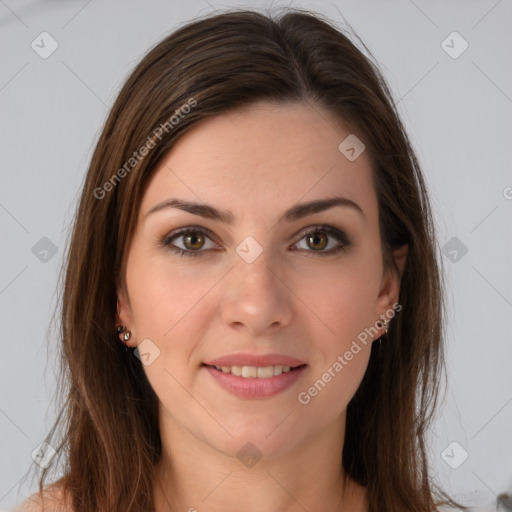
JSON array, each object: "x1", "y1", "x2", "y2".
[
  {"x1": 290, "y1": 259, "x2": 379, "y2": 408},
  {"x1": 295, "y1": 274, "x2": 375, "y2": 415},
  {"x1": 297, "y1": 345, "x2": 371, "y2": 426},
  {"x1": 126, "y1": 245, "x2": 215, "y2": 340},
  {"x1": 125, "y1": 249, "x2": 225, "y2": 403},
  {"x1": 305, "y1": 279, "x2": 374, "y2": 374},
  {"x1": 294, "y1": 256, "x2": 382, "y2": 342}
]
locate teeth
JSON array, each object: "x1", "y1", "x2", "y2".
[
  {"x1": 231, "y1": 365, "x2": 242, "y2": 377},
  {"x1": 242, "y1": 366, "x2": 257, "y2": 378},
  {"x1": 256, "y1": 366, "x2": 273, "y2": 378},
  {"x1": 211, "y1": 364, "x2": 296, "y2": 378}
]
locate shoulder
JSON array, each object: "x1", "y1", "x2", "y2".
[{"x1": 10, "y1": 485, "x2": 72, "y2": 512}]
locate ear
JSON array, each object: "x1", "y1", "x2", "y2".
[
  {"x1": 392, "y1": 243, "x2": 408, "y2": 281},
  {"x1": 375, "y1": 244, "x2": 408, "y2": 313}
]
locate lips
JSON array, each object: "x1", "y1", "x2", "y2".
[{"x1": 201, "y1": 353, "x2": 307, "y2": 398}]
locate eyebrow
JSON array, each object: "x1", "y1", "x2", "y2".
[{"x1": 144, "y1": 196, "x2": 365, "y2": 224}]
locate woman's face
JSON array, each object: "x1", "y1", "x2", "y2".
[{"x1": 118, "y1": 100, "x2": 403, "y2": 460}]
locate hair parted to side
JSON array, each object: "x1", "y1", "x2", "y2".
[{"x1": 27, "y1": 7, "x2": 468, "y2": 512}]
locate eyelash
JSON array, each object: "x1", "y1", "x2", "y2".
[{"x1": 159, "y1": 225, "x2": 350, "y2": 258}]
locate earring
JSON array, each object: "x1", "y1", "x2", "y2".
[
  {"x1": 377, "y1": 314, "x2": 390, "y2": 345},
  {"x1": 116, "y1": 301, "x2": 132, "y2": 349},
  {"x1": 116, "y1": 325, "x2": 132, "y2": 349}
]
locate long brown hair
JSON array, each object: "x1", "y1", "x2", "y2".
[{"x1": 27, "y1": 7, "x2": 467, "y2": 512}]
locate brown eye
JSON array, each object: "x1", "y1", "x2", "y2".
[
  {"x1": 161, "y1": 227, "x2": 217, "y2": 257},
  {"x1": 306, "y1": 232, "x2": 328, "y2": 251},
  {"x1": 293, "y1": 225, "x2": 350, "y2": 255},
  {"x1": 183, "y1": 231, "x2": 205, "y2": 251}
]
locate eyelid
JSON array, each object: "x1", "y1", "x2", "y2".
[
  {"x1": 293, "y1": 224, "x2": 348, "y2": 243},
  {"x1": 165, "y1": 225, "x2": 217, "y2": 239}
]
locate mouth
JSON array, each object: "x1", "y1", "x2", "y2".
[
  {"x1": 202, "y1": 363, "x2": 307, "y2": 379},
  {"x1": 201, "y1": 362, "x2": 308, "y2": 399}
]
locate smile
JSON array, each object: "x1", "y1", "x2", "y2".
[{"x1": 202, "y1": 363, "x2": 308, "y2": 399}]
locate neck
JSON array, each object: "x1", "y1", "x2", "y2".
[{"x1": 152, "y1": 408, "x2": 366, "y2": 512}]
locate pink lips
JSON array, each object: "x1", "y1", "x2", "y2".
[{"x1": 202, "y1": 353, "x2": 307, "y2": 399}]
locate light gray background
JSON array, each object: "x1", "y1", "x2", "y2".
[{"x1": 1, "y1": 1, "x2": 511, "y2": 510}]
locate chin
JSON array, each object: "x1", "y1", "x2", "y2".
[{"x1": 203, "y1": 416, "x2": 308, "y2": 463}]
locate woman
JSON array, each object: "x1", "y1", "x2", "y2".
[{"x1": 16, "y1": 7, "x2": 468, "y2": 512}]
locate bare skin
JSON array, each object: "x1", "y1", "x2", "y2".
[{"x1": 111, "y1": 100, "x2": 408, "y2": 512}]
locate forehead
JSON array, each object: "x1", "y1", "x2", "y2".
[{"x1": 140, "y1": 101, "x2": 377, "y2": 222}]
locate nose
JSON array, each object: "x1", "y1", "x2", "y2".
[{"x1": 219, "y1": 251, "x2": 293, "y2": 336}]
